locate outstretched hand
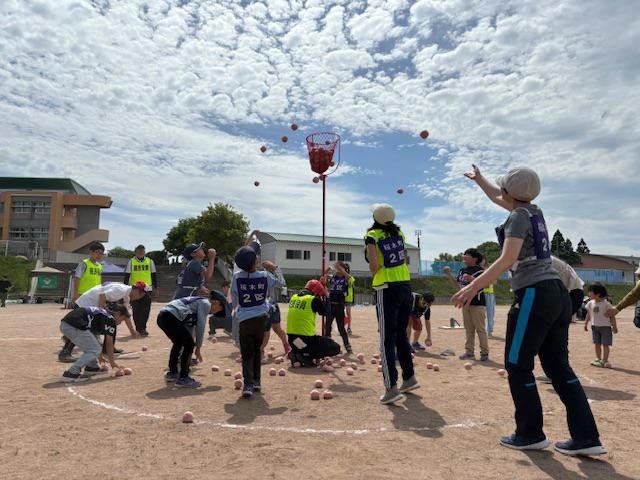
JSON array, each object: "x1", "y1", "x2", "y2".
[{"x1": 463, "y1": 164, "x2": 482, "y2": 181}]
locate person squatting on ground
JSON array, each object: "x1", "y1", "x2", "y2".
[
  {"x1": 321, "y1": 261, "x2": 353, "y2": 354},
  {"x1": 231, "y1": 242, "x2": 284, "y2": 399},
  {"x1": 443, "y1": 248, "x2": 489, "y2": 361},
  {"x1": 58, "y1": 281, "x2": 146, "y2": 362},
  {"x1": 584, "y1": 284, "x2": 617, "y2": 368},
  {"x1": 287, "y1": 280, "x2": 340, "y2": 366},
  {"x1": 124, "y1": 244, "x2": 159, "y2": 336},
  {"x1": 365, "y1": 203, "x2": 420, "y2": 405},
  {"x1": 157, "y1": 290, "x2": 227, "y2": 387},
  {"x1": 59, "y1": 304, "x2": 130, "y2": 382},
  {"x1": 452, "y1": 164, "x2": 606, "y2": 456},
  {"x1": 174, "y1": 242, "x2": 217, "y2": 299},
  {"x1": 407, "y1": 291, "x2": 434, "y2": 352}
]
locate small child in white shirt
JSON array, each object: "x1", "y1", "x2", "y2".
[{"x1": 584, "y1": 284, "x2": 618, "y2": 368}]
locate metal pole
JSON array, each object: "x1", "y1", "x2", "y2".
[{"x1": 321, "y1": 176, "x2": 326, "y2": 336}]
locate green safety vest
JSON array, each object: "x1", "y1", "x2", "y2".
[
  {"x1": 365, "y1": 229, "x2": 411, "y2": 287},
  {"x1": 345, "y1": 276, "x2": 355, "y2": 303},
  {"x1": 286, "y1": 294, "x2": 316, "y2": 337},
  {"x1": 78, "y1": 259, "x2": 102, "y2": 295},
  {"x1": 129, "y1": 257, "x2": 152, "y2": 286}
]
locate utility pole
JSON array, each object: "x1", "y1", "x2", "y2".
[{"x1": 415, "y1": 229, "x2": 422, "y2": 276}]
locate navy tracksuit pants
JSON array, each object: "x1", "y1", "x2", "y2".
[
  {"x1": 376, "y1": 282, "x2": 414, "y2": 389},
  {"x1": 505, "y1": 279, "x2": 600, "y2": 441}
]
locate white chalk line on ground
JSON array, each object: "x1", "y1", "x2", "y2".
[
  {"x1": 0, "y1": 336, "x2": 61, "y2": 341},
  {"x1": 67, "y1": 386, "x2": 486, "y2": 436}
]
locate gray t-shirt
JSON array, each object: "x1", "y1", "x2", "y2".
[{"x1": 502, "y1": 204, "x2": 559, "y2": 291}]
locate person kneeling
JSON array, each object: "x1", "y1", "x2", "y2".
[{"x1": 287, "y1": 280, "x2": 340, "y2": 367}]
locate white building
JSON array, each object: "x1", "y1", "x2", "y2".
[{"x1": 256, "y1": 232, "x2": 420, "y2": 277}]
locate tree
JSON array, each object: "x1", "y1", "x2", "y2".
[
  {"x1": 163, "y1": 217, "x2": 197, "y2": 257},
  {"x1": 476, "y1": 241, "x2": 502, "y2": 264},
  {"x1": 577, "y1": 238, "x2": 590, "y2": 254},
  {"x1": 146, "y1": 250, "x2": 168, "y2": 265},
  {"x1": 551, "y1": 229, "x2": 581, "y2": 266},
  {"x1": 107, "y1": 246, "x2": 135, "y2": 258},
  {"x1": 187, "y1": 203, "x2": 250, "y2": 261},
  {"x1": 435, "y1": 252, "x2": 463, "y2": 262}
]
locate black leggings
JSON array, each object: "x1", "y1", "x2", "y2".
[
  {"x1": 239, "y1": 315, "x2": 267, "y2": 386},
  {"x1": 132, "y1": 293, "x2": 152, "y2": 333},
  {"x1": 157, "y1": 311, "x2": 195, "y2": 379},
  {"x1": 325, "y1": 301, "x2": 350, "y2": 349}
]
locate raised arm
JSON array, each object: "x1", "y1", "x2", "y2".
[{"x1": 464, "y1": 164, "x2": 512, "y2": 211}]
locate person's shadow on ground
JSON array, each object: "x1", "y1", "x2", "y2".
[
  {"x1": 388, "y1": 393, "x2": 446, "y2": 438},
  {"x1": 146, "y1": 385, "x2": 221, "y2": 399},
  {"x1": 223, "y1": 394, "x2": 288, "y2": 425},
  {"x1": 524, "y1": 451, "x2": 636, "y2": 480}
]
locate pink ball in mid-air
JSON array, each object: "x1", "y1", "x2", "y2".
[
  {"x1": 315, "y1": 379, "x2": 323, "y2": 389},
  {"x1": 260, "y1": 145, "x2": 267, "y2": 153},
  {"x1": 419, "y1": 130, "x2": 429, "y2": 139},
  {"x1": 269, "y1": 368, "x2": 277, "y2": 376},
  {"x1": 310, "y1": 389, "x2": 320, "y2": 400},
  {"x1": 211, "y1": 365, "x2": 220, "y2": 372},
  {"x1": 426, "y1": 362, "x2": 433, "y2": 370},
  {"x1": 254, "y1": 181, "x2": 260, "y2": 187},
  {"x1": 464, "y1": 362, "x2": 473, "y2": 370},
  {"x1": 234, "y1": 372, "x2": 242, "y2": 380},
  {"x1": 497, "y1": 369, "x2": 507, "y2": 377},
  {"x1": 115, "y1": 369, "x2": 125, "y2": 377},
  {"x1": 278, "y1": 368, "x2": 286, "y2": 377},
  {"x1": 224, "y1": 369, "x2": 232, "y2": 376},
  {"x1": 312, "y1": 177, "x2": 320, "y2": 184},
  {"x1": 234, "y1": 379, "x2": 243, "y2": 390},
  {"x1": 291, "y1": 123, "x2": 299, "y2": 131},
  {"x1": 397, "y1": 188, "x2": 404, "y2": 195},
  {"x1": 346, "y1": 368, "x2": 354, "y2": 376},
  {"x1": 281, "y1": 136, "x2": 288, "y2": 143},
  {"x1": 323, "y1": 390, "x2": 333, "y2": 400},
  {"x1": 182, "y1": 411, "x2": 194, "y2": 423},
  {"x1": 142, "y1": 345, "x2": 148, "y2": 352},
  {"x1": 433, "y1": 364, "x2": 440, "y2": 371}
]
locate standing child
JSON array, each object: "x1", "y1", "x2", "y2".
[
  {"x1": 343, "y1": 264, "x2": 356, "y2": 334},
  {"x1": 157, "y1": 290, "x2": 227, "y2": 387},
  {"x1": 407, "y1": 291, "x2": 434, "y2": 351},
  {"x1": 453, "y1": 164, "x2": 606, "y2": 456},
  {"x1": 59, "y1": 305, "x2": 129, "y2": 382},
  {"x1": 174, "y1": 242, "x2": 217, "y2": 299},
  {"x1": 444, "y1": 248, "x2": 489, "y2": 361},
  {"x1": 322, "y1": 261, "x2": 353, "y2": 354},
  {"x1": 584, "y1": 284, "x2": 617, "y2": 368},
  {"x1": 231, "y1": 243, "x2": 283, "y2": 398}
]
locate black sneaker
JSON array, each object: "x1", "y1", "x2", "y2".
[
  {"x1": 60, "y1": 370, "x2": 90, "y2": 383},
  {"x1": 139, "y1": 331, "x2": 149, "y2": 337},
  {"x1": 242, "y1": 384, "x2": 254, "y2": 398},
  {"x1": 500, "y1": 434, "x2": 550, "y2": 450},
  {"x1": 346, "y1": 345, "x2": 353, "y2": 354},
  {"x1": 84, "y1": 366, "x2": 103, "y2": 375},
  {"x1": 253, "y1": 382, "x2": 261, "y2": 392},
  {"x1": 58, "y1": 354, "x2": 77, "y2": 363},
  {"x1": 554, "y1": 439, "x2": 607, "y2": 456},
  {"x1": 114, "y1": 348, "x2": 124, "y2": 354},
  {"x1": 347, "y1": 327, "x2": 352, "y2": 335}
]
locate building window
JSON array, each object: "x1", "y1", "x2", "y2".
[
  {"x1": 9, "y1": 227, "x2": 28, "y2": 239},
  {"x1": 31, "y1": 227, "x2": 49, "y2": 240},
  {"x1": 12, "y1": 201, "x2": 31, "y2": 214},
  {"x1": 303, "y1": 250, "x2": 311, "y2": 260},
  {"x1": 337, "y1": 252, "x2": 352, "y2": 262},
  {"x1": 286, "y1": 249, "x2": 302, "y2": 260},
  {"x1": 329, "y1": 252, "x2": 336, "y2": 261},
  {"x1": 34, "y1": 202, "x2": 50, "y2": 214}
]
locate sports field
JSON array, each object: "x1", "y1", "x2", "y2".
[{"x1": 1, "y1": 304, "x2": 638, "y2": 480}]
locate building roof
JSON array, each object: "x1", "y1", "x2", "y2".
[
  {"x1": 577, "y1": 254, "x2": 635, "y2": 271},
  {"x1": 259, "y1": 232, "x2": 419, "y2": 249},
  {"x1": 0, "y1": 177, "x2": 92, "y2": 195}
]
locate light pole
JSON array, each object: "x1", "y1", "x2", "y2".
[{"x1": 415, "y1": 229, "x2": 422, "y2": 276}]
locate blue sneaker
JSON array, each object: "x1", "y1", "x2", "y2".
[
  {"x1": 412, "y1": 342, "x2": 426, "y2": 351},
  {"x1": 175, "y1": 376, "x2": 201, "y2": 388},
  {"x1": 500, "y1": 434, "x2": 549, "y2": 451},
  {"x1": 242, "y1": 383, "x2": 254, "y2": 398},
  {"x1": 554, "y1": 439, "x2": 607, "y2": 456},
  {"x1": 459, "y1": 352, "x2": 475, "y2": 360},
  {"x1": 480, "y1": 354, "x2": 489, "y2": 362},
  {"x1": 164, "y1": 371, "x2": 179, "y2": 382}
]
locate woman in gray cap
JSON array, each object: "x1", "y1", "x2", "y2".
[{"x1": 452, "y1": 164, "x2": 606, "y2": 456}]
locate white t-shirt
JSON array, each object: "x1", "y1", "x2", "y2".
[
  {"x1": 75, "y1": 283, "x2": 132, "y2": 309},
  {"x1": 586, "y1": 299, "x2": 613, "y2": 327},
  {"x1": 551, "y1": 256, "x2": 584, "y2": 291}
]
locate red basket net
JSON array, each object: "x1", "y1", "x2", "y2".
[{"x1": 305, "y1": 132, "x2": 340, "y2": 174}]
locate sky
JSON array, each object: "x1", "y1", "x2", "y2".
[{"x1": 0, "y1": 0, "x2": 638, "y2": 260}]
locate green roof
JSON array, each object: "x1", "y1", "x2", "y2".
[
  {"x1": 260, "y1": 232, "x2": 418, "y2": 249},
  {"x1": 0, "y1": 177, "x2": 91, "y2": 195}
]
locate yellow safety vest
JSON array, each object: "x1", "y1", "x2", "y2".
[
  {"x1": 129, "y1": 257, "x2": 152, "y2": 286},
  {"x1": 484, "y1": 285, "x2": 495, "y2": 294},
  {"x1": 78, "y1": 259, "x2": 102, "y2": 295},
  {"x1": 286, "y1": 294, "x2": 316, "y2": 337},
  {"x1": 365, "y1": 229, "x2": 411, "y2": 287},
  {"x1": 345, "y1": 276, "x2": 355, "y2": 303}
]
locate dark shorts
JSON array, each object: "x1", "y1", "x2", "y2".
[
  {"x1": 592, "y1": 326, "x2": 613, "y2": 346},
  {"x1": 265, "y1": 304, "x2": 281, "y2": 331}
]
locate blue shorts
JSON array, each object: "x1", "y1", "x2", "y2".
[
  {"x1": 592, "y1": 326, "x2": 613, "y2": 346},
  {"x1": 265, "y1": 304, "x2": 281, "y2": 331}
]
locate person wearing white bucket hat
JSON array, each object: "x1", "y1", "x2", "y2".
[
  {"x1": 365, "y1": 203, "x2": 420, "y2": 405},
  {"x1": 452, "y1": 164, "x2": 606, "y2": 457}
]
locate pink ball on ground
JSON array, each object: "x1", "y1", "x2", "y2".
[
  {"x1": 325, "y1": 359, "x2": 333, "y2": 366},
  {"x1": 115, "y1": 369, "x2": 125, "y2": 377},
  {"x1": 182, "y1": 411, "x2": 194, "y2": 423},
  {"x1": 373, "y1": 354, "x2": 380, "y2": 360},
  {"x1": 433, "y1": 364, "x2": 440, "y2": 371},
  {"x1": 293, "y1": 362, "x2": 302, "y2": 368},
  {"x1": 123, "y1": 367, "x2": 133, "y2": 375},
  {"x1": 275, "y1": 357, "x2": 283, "y2": 364},
  {"x1": 234, "y1": 372, "x2": 242, "y2": 380},
  {"x1": 497, "y1": 369, "x2": 507, "y2": 377},
  {"x1": 235, "y1": 357, "x2": 242, "y2": 363},
  {"x1": 356, "y1": 353, "x2": 365, "y2": 360},
  {"x1": 269, "y1": 368, "x2": 277, "y2": 376},
  {"x1": 267, "y1": 352, "x2": 273, "y2": 359},
  {"x1": 224, "y1": 369, "x2": 232, "y2": 376},
  {"x1": 211, "y1": 365, "x2": 220, "y2": 372},
  {"x1": 278, "y1": 368, "x2": 286, "y2": 377},
  {"x1": 371, "y1": 358, "x2": 378, "y2": 365},
  {"x1": 346, "y1": 368, "x2": 354, "y2": 376},
  {"x1": 464, "y1": 362, "x2": 472, "y2": 370},
  {"x1": 142, "y1": 345, "x2": 148, "y2": 352},
  {"x1": 350, "y1": 363, "x2": 358, "y2": 370},
  {"x1": 315, "y1": 379, "x2": 324, "y2": 388},
  {"x1": 234, "y1": 379, "x2": 243, "y2": 390},
  {"x1": 100, "y1": 365, "x2": 109, "y2": 372},
  {"x1": 270, "y1": 345, "x2": 276, "y2": 351},
  {"x1": 310, "y1": 389, "x2": 320, "y2": 400},
  {"x1": 339, "y1": 359, "x2": 347, "y2": 367},
  {"x1": 359, "y1": 358, "x2": 366, "y2": 365},
  {"x1": 322, "y1": 365, "x2": 335, "y2": 373},
  {"x1": 322, "y1": 390, "x2": 333, "y2": 400},
  {"x1": 426, "y1": 362, "x2": 433, "y2": 370},
  {"x1": 377, "y1": 365, "x2": 383, "y2": 373}
]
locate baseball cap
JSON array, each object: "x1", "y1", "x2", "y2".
[
  {"x1": 422, "y1": 291, "x2": 435, "y2": 304},
  {"x1": 234, "y1": 242, "x2": 260, "y2": 272},
  {"x1": 209, "y1": 290, "x2": 228, "y2": 317},
  {"x1": 371, "y1": 203, "x2": 395, "y2": 224},
  {"x1": 89, "y1": 242, "x2": 105, "y2": 252},
  {"x1": 184, "y1": 242, "x2": 204, "y2": 258},
  {"x1": 495, "y1": 167, "x2": 541, "y2": 202}
]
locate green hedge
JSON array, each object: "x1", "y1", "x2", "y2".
[{"x1": 0, "y1": 256, "x2": 36, "y2": 295}]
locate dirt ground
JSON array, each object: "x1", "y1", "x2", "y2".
[{"x1": 1, "y1": 303, "x2": 638, "y2": 480}]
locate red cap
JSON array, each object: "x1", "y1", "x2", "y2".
[{"x1": 304, "y1": 280, "x2": 326, "y2": 297}]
